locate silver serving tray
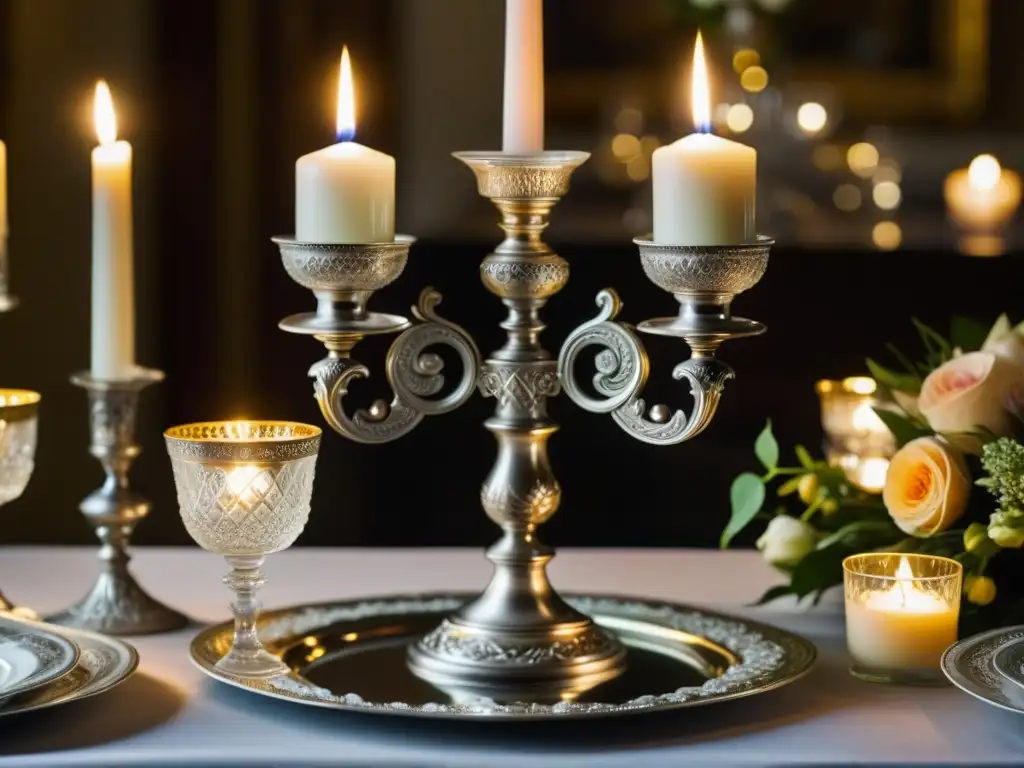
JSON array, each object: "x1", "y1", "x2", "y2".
[
  {"x1": 942, "y1": 626, "x2": 1024, "y2": 715},
  {"x1": 0, "y1": 617, "x2": 79, "y2": 700},
  {"x1": 0, "y1": 621, "x2": 139, "y2": 718},
  {"x1": 191, "y1": 593, "x2": 816, "y2": 720}
]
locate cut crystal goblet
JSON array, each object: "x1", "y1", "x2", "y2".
[
  {"x1": 0, "y1": 389, "x2": 40, "y2": 617},
  {"x1": 164, "y1": 420, "x2": 321, "y2": 678}
]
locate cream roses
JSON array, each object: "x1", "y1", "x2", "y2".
[
  {"x1": 918, "y1": 351, "x2": 1018, "y2": 451},
  {"x1": 883, "y1": 436, "x2": 970, "y2": 536}
]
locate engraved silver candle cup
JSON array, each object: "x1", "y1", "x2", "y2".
[
  {"x1": 47, "y1": 370, "x2": 188, "y2": 635},
  {"x1": 274, "y1": 235, "x2": 479, "y2": 444},
  {"x1": 165, "y1": 420, "x2": 321, "y2": 679},
  {"x1": 0, "y1": 389, "x2": 40, "y2": 615}
]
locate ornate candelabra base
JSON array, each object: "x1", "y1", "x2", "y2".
[{"x1": 47, "y1": 370, "x2": 187, "y2": 635}]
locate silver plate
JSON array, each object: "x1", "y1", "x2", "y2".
[
  {"x1": 0, "y1": 617, "x2": 79, "y2": 699},
  {"x1": 993, "y1": 639, "x2": 1024, "y2": 693},
  {"x1": 191, "y1": 593, "x2": 816, "y2": 720},
  {"x1": 0, "y1": 620, "x2": 139, "y2": 717},
  {"x1": 942, "y1": 625, "x2": 1024, "y2": 715}
]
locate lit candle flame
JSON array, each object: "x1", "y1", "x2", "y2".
[
  {"x1": 691, "y1": 31, "x2": 711, "y2": 133},
  {"x1": 336, "y1": 46, "x2": 356, "y2": 142},
  {"x1": 968, "y1": 154, "x2": 1001, "y2": 192},
  {"x1": 94, "y1": 80, "x2": 117, "y2": 146},
  {"x1": 895, "y1": 556, "x2": 914, "y2": 581}
]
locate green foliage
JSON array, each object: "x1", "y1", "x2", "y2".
[
  {"x1": 872, "y1": 408, "x2": 931, "y2": 448},
  {"x1": 754, "y1": 421, "x2": 779, "y2": 471},
  {"x1": 912, "y1": 317, "x2": 954, "y2": 368},
  {"x1": 866, "y1": 357, "x2": 921, "y2": 396},
  {"x1": 721, "y1": 473, "x2": 766, "y2": 548},
  {"x1": 980, "y1": 438, "x2": 1024, "y2": 509}
]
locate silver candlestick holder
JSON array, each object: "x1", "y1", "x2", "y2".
[
  {"x1": 48, "y1": 369, "x2": 188, "y2": 635},
  {"x1": 0, "y1": 234, "x2": 17, "y2": 313},
  {"x1": 276, "y1": 150, "x2": 771, "y2": 697}
]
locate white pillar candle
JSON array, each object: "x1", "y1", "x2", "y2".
[
  {"x1": 652, "y1": 32, "x2": 756, "y2": 245},
  {"x1": 296, "y1": 47, "x2": 395, "y2": 244},
  {"x1": 502, "y1": 0, "x2": 544, "y2": 154},
  {"x1": 91, "y1": 80, "x2": 136, "y2": 380},
  {"x1": 845, "y1": 558, "x2": 959, "y2": 672}
]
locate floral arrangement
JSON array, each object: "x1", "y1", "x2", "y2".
[{"x1": 722, "y1": 314, "x2": 1024, "y2": 629}]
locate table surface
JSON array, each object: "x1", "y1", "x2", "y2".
[{"x1": 0, "y1": 546, "x2": 1020, "y2": 767}]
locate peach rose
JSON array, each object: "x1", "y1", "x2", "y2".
[
  {"x1": 919, "y1": 351, "x2": 1017, "y2": 451},
  {"x1": 883, "y1": 437, "x2": 970, "y2": 537}
]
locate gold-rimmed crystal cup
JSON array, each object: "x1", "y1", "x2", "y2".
[
  {"x1": 164, "y1": 420, "x2": 321, "y2": 679},
  {"x1": 0, "y1": 389, "x2": 40, "y2": 615}
]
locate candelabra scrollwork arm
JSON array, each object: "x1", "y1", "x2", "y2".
[
  {"x1": 557, "y1": 288, "x2": 735, "y2": 446},
  {"x1": 309, "y1": 287, "x2": 481, "y2": 445}
]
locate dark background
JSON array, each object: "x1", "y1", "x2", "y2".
[{"x1": 1, "y1": 0, "x2": 1023, "y2": 550}]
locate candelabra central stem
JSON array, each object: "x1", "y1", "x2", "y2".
[{"x1": 407, "y1": 151, "x2": 626, "y2": 696}]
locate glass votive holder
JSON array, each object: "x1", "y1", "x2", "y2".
[
  {"x1": 164, "y1": 420, "x2": 321, "y2": 679},
  {"x1": 843, "y1": 553, "x2": 962, "y2": 685},
  {"x1": 816, "y1": 377, "x2": 895, "y2": 493}
]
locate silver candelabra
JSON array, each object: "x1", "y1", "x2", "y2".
[{"x1": 276, "y1": 150, "x2": 771, "y2": 697}]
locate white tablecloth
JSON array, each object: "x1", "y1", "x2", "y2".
[{"x1": 0, "y1": 546, "x2": 1020, "y2": 766}]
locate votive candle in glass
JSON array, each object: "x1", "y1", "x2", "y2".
[
  {"x1": 816, "y1": 377, "x2": 895, "y2": 493},
  {"x1": 843, "y1": 553, "x2": 962, "y2": 685}
]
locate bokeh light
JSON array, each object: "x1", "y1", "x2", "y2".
[
  {"x1": 611, "y1": 133, "x2": 641, "y2": 161},
  {"x1": 848, "y1": 142, "x2": 880, "y2": 178},
  {"x1": 726, "y1": 103, "x2": 754, "y2": 133},
  {"x1": 872, "y1": 221, "x2": 902, "y2": 250},
  {"x1": 740, "y1": 66, "x2": 769, "y2": 93},
  {"x1": 968, "y1": 154, "x2": 1001, "y2": 191},
  {"x1": 796, "y1": 102, "x2": 827, "y2": 135},
  {"x1": 732, "y1": 48, "x2": 760, "y2": 74},
  {"x1": 872, "y1": 181, "x2": 902, "y2": 210}
]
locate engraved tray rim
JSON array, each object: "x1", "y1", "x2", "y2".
[{"x1": 190, "y1": 592, "x2": 817, "y2": 721}]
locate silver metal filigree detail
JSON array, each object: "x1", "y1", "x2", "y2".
[
  {"x1": 455, "y1": 152, "x2": 589, "y2": 199},
  {"x1": 276, "y1": 238, "x2": 411, "y2": 293},
  {"x1": 557, "y1": 289, "x2": 647, "y2": 413},
  {"x1": 309, "y1": 288, "x2": 480, "y2": 444},
  {"x1": 478, "y1": 364, "x2": 560, "y2": 411},
  {"x1": 418, "y1": 619, "x2": 618, "y2": 665},
  {"x1": 480, "y1": 479, "x2": 561, "y2": 524},
  {"x1": 558, "y1": 289, "x2": 737, "y2": 446},
  {"x1": 480, "y1": 259, "x2": 569, "y2": 299},
  {"x1": 635, "y1": 236, "x2": 771, "y2": 297}
]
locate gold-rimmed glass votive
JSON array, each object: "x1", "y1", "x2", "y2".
[
  {"x1": 816, "y1": 377, "x2": 895, "y2": 493},
  {"x1": 0, "y1": 389, "x2": 41, "y2": 615},
  {"x1": 164, "y1": 420, "x2": 321, "y2": 679},
  {"x1": 843, "y1": 553, "x2": 962, "y2": 685},
  {"x1": 0, "y1": 389, "x2": 40, "y2": 506}
]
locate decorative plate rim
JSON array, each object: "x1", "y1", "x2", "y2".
[
  {"x1": 0, "y1": 618, "x2": 80, "y2": 700},
  {"x1": 942, "y1": 624, "x2": 1024, "y2": 715},
  {"x1": 0, "y1": 621, "x2": 139, "y2": 718},
  {"x1": 190, "y1": 592, "x2": 816, "y2": 721}
]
